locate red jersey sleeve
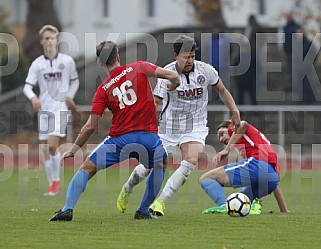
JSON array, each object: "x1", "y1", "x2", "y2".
[
  {"x1": 91, "y1": 86, "x2": 107, "y2": 116},
  {"x1": 136, "y1": 61, "x2": 158, "y2": 77}
]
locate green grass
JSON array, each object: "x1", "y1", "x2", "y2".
[{"x1": 0, "y1": 167, "x2": 321, "y2": 249}]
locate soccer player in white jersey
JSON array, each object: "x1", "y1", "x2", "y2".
[
  {"x1": 23, "y1": 25, "x2": 79, "y2": 196},
  {"x1": 117, "y1": 35, "x2": 240, "y2": 216}
]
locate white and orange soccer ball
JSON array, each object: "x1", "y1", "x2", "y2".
[{"x1": 225, "y1": 193, "x2": 251, "y2": 217}]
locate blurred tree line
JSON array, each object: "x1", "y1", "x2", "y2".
[
  {"x1": 0, "y1": 7, "x2": 27, "y2": 94},
  {"x1": 0, "y1": 0, "x2": 60, "y2": 94}
]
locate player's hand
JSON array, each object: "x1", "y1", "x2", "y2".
[
  {"x1": 66, "y1": 97, "x2": 77, "y2": 112},
  {"x1": 230, "y1": 110, "x2": 241, "y2": 131},
  {"x1": 31, "y1": 97, "x2": 41, "y2": 112},
  {"x1": 166, "y1": 80, "x2": 180, "y2": 91},
  {"x1": 60, "y1": 151, "x2": 74, "y2": 166},
  {"x1": 212, "y1": 149, "x2": 229, "y2": 167}
]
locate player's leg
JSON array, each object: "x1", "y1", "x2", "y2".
[
  {"x1": 200, "y1": 166, "x2": 231, "y2": 214},
  {"x1": 50, "y1": 135, "x2": 119, "y2": 221},
  {"x1": 47, "y1": 135, "x2": 61, "y2": 195},
  {"x1": 38, "y1": 112, "x2": 53, "y2": 194},
  {"x1": 158, "y1": 141, "x2": 203, "y2": 201},
  {"x1": 150, "y1": 140, "x2": 204, "y2": 216},
  {"x1": 135, "y1": 161, "x2": 166, "y2": 219},
  {"x1": 47, "y1": 111, "x2": 68, "y2": 195},
  {"x1": 49, "y1": 157, "x2": 97, "y2": 221},
  {"x1": 134, "y1": 133, "x2": 167, "y2": 219},
  {"x1": 117, "y1": 163, "x2": 151, "y2": 213}
]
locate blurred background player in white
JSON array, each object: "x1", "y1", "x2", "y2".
[
  {"x1": 23, "y1": 25, "x2": 79, "y2": 196},
  {"x1": 117, "y1": 35, "x2": 240, "y2": 216},
  {"x1": 200, "y1": 120, "x2": 289, "y2": 214}
]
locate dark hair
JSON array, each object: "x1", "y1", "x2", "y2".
[
  {"x1": 173, "y1": 35, "x2": 196, "y2": 54},
  {"x1": 216, "y1": 120, "x2": 231, "y2": 131},
  {"x1": 96, "y1": 41, "x2": 118, "y2": 67}
]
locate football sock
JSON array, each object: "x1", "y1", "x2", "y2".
[
  {"x1": 50, "y1": 152, "x2": 61, "y2": 181},
  {"x1": 124, "y1": 164, "x2": 148, "y2": 192},
  {"x1": 137, "y1": 166, "x2": 165, "y2": 213},
  {"x1": 44, "y1": 159, "x2": 52, "y2": 184},
  {"x1": 158, "y1": 160, "x2": 195, "y2": 201},
  {"x1": 201, "y1": 179, "x2": 226, "y2": 206},
  {"x1": 62, "y1": 169, "x2": 89, "y2": 211}
]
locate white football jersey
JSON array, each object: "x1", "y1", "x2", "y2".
[
  {"x1": 154, "y1": 60, "x2": 219, "y2": 135},
  {"x1": 25, "y1": 53, "x2": 78, "y2": 112}
]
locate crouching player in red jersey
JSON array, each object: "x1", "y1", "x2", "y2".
[
  {"x1": 49, "y1": 41, "x2": 180, "y2": 221},
  {"x1": 200, "y1": 120, "x2": 289, "y2": 214}
]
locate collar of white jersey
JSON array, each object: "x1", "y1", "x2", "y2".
[{"x1": 43, "y1": 52, "x2": 59, "y2": 60}]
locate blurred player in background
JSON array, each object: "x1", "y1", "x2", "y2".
[
  {"x1": 200, "y1": 120, "x2": 289, "y2": 214},
  {"x1": 49, "y1": 40, "x2": 181, "y2": 221},
  {"x1": 23, "y1": 25, "x2": 79, "y2": 196},
  {"x1": 117, "y1": 35, "x2": 240, "y2": 216}
]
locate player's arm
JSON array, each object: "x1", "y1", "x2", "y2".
[
  {"x1": 65, "y1": 78, "x2": 80, "y2": 111},
  {"x1": 154, "y1": 96, "x2": 162, "y2": 106},
  {"x1": 273, "y1": 184, "x2": 290, "y2": 213},
  {"x1": 62, "y1": 114, "x2": 100, "y2": 160},
  {"x1": 213, "y1": 121, "x2": 249, "y2": 165},
  {"x1": 23, "y1": 83, "x2": 41, "y2": 112},
  {"x1": 213, "y1": 79, "x2": 240, "y2": 129},
  {"x1": 225, "y1": 121, "x2": 249, "y2": 152},
  {"x1": 154, "y1": 67, "x2": 180, "y2": 91}
]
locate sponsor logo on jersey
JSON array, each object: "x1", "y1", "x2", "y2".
[
  {"x1": 177, "y1": 87, "x2": 203, "y2": 100},
  {"x1": 43, "y1": 72, "x2": 62, "y2": 81},
  {"x1": 197, "y1": 75, "x2": 206, "y2": 84},
  {"x1": 102, "y1": 67, "x2": 134, "y2": 90}
]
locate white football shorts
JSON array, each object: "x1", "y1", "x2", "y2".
[
  {"x1": 38, "y1": 111, "x2": 70, "y2": 141},
  {"x1": 159, "y1": 127, "x2": 209, "y2": 154}
]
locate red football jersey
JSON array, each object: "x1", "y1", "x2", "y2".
[
  {"x1": 91, "y1": 61, "x2": 158, "y2": 137},
  {"x1": 228, "y1": 124, "x2": 280, "y2": 174}
]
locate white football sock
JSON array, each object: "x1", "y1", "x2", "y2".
[
  {"x1": 44, "y1": 159, "x2": 53, "y2": 184},
  {"x1": 158, "y1": 160, "x2": 195, "y2": 201},
  {"x1": 124, "y1": 164, "x2": 148, "y2": 192},
  {"x1": 50, "y1": 152, "x2": 61, "y2": 181}
]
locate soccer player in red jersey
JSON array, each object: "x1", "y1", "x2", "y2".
[
  {"x1": 200, "y1": 120, "x2": 289, "y2": 214},
  {"x1": 50, "y1": 41, "x2": 180, "y2": 221}
]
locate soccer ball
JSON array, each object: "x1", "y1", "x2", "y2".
[{"x1": 225, "y1": 193, "x2": 251, "y2": 217}]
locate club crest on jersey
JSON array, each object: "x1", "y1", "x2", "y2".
[
  {"x1": 197, "y1": 75, "x2": 206, "y2": 84},
  {"x1": 58, "y1": 63, "x2": 65, "y2": 70}
]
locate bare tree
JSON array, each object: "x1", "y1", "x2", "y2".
[
  {"x1": 186, "y1": 0, "x2": 244, "y2": 26},
  {"x1": 23, "y1": 0, "x2": 61, "y2": 64}
]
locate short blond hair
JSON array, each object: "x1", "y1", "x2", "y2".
[{"x1": 39, "y1": 25, "x2": 59, "y2": 38}]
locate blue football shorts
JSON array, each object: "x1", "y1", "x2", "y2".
[
  {"x1": 89, "y1": 131, "x2": 167, "y2": 170},
  {"x1": 224, "y1": 157, "x2": 279, "y2": 200}
]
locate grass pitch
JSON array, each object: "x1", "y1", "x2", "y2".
[{"x1": 0, "y1": 167, "x2": 320, "y2": 249}]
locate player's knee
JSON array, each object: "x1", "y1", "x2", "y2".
[
  {"x1": 48, "y1": 144, "x2": 58, "y2": 155},
  {"x1": 199, "y1": 172, "x2": 213, "y2": 185},
  {"x1": 80, "y1": 158, "x2": 97, "y2": 178},
  {"x1": 183, "y1": 156, "x2": 198, "y2": 166}
]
